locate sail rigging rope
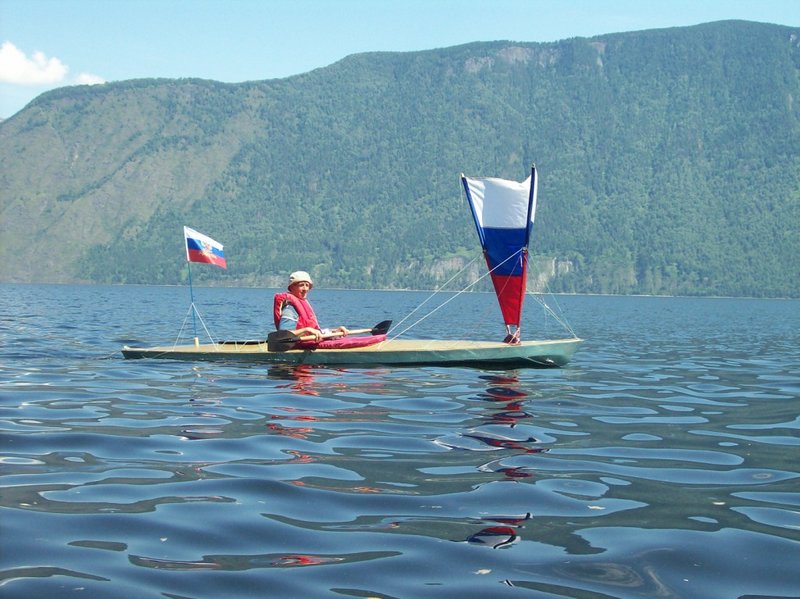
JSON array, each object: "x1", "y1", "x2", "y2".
[
  {"x1": 389, "y1": 250, "x2": 521, "y2": 341},
  {"x1": 527, "y1": 291, "x2": 578, "y2": 339},
  {"x1": 388, "y1": 253, "x2": 484, "y2": 340},
  {"x1": 391, "y1": 249, "x2": 578, "y2": 341},
  {"x1": 174, "y1": 303, "x2": 218, "y2": 348}
]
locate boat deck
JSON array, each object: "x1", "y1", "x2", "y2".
[{"x1": 122, "y1": 337, "x2": 582, "y2": 368}]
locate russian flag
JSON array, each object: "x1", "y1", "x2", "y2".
[{"x1": 184, "y1": 226, "x2": 227, "y2": 269}]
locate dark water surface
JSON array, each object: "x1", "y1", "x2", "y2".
[{"x1": 1, "y1": 284, "x2": 798, "y2": 598}]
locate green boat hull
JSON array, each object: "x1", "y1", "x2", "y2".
[{"x1": 122, "y1": 337, "x2": 582, "y2": 369}]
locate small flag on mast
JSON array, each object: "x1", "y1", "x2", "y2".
[{"x1": 184, "y1": 226, "x2": 227, "y2": 269}]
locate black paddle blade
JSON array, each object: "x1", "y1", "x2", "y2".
[
  {"x1": 372, "y1": 320, "x2": 392, "y2": 335},
  {"x1": 266, "y1": 329, "x2": 301, "y2": 344},
  {"x1": 266, "y1": 329, "x2": 302, "y2": 352}
]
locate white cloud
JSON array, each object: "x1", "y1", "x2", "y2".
[
  {"x1": 76, "y1": 72, "x2": 106, "y2": 85},
  {"x1": 0, "y1": 41, "x2": 69, "y2": 85}
]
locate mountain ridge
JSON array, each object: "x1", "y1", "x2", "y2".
[{"x1": 1, "y1": 20, "x2": 798, "y2": 297}]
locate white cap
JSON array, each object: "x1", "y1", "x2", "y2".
[{"x1": 288, "y1": 271, "x2": 313, "y2": 288}]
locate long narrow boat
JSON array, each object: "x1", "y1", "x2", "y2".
[
  {"x1": 122, "y1": 337, "x2": 581, "y2": 368},
  {"x1": 122, "y1": 166, "x2": 582, "y2": 368}
]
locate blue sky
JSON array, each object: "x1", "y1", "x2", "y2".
[{"x1": 1, "y1": 0, "x2": 797, "y2": 119}]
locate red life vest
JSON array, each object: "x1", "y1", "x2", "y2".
[{"x1": 273, "y1": 292, "x2": 320, "y2": 330}]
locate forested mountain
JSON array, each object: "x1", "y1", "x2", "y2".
[{"x1": 1, "y1": 20, "x2": 798, "y2": 297}]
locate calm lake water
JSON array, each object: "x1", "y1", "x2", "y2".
[{"x1": 1, "y1": 284, "x2": 798, "y2": 598}]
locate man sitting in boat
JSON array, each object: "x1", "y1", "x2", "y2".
[{"x1": 273, "y1": 271, "x2": 349, "y2": 341}]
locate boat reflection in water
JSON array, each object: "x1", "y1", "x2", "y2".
[
  {"x1": 454, "y1": 374, "x2": 545, "y2": 548},
  {"x1": 268, "y1": 364, "x2": 321, "y2": 396},
  {"x1": 465, "y1": 513, "x2": 532, "y2": 549}
]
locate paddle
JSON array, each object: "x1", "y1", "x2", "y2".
[{"x1": 267, "y1": 319, "x2": 392, "y2": 352}]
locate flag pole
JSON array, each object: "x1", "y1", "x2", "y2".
[
  {"x1": 184, "y1": 226, "x2": 226, "y2": 347},
  {"x1": 187, "y1": 258, "x2": 199, "y2": 345}
]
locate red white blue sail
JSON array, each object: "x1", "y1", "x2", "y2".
[{"x1": 461, "y1": 166, "x2": 538, "y2": 333}]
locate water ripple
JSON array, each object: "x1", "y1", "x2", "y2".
[{"x1": 2, "y1": 286, "x2": 799, "y2": 598}]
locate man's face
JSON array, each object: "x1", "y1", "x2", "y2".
[{"x1": 290, "y1": 281, "x2": 311, "y2": 299}]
